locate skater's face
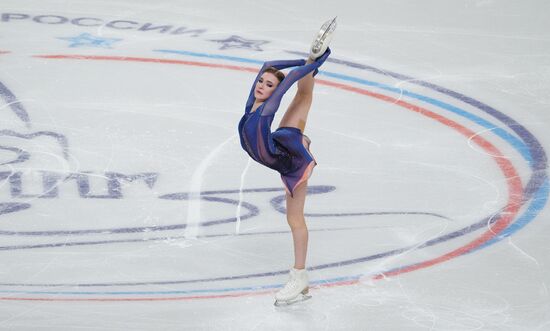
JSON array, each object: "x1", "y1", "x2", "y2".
[{"x1": 254, "y1": 72, "x2": 279, "y2": 101}]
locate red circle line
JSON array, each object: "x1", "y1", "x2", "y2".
[
  {"x1": 9, "y1": 54, "x2": 523, "y2": 301},
  {"x1": 315, "y1": 79, "x2": 523, "y2": 278}
]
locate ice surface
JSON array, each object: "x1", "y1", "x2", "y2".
[{"x1": 0, "y1": 0, "x2": 549, "y2": 330}]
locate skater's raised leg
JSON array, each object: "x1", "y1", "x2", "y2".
[
  {"x1": 278, "y1": 17, "x2": 336, "y2": 133},
  {"x1": 278, "y1": 57, "x2": 316, "y2": 133}
]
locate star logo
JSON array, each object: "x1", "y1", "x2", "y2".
[
  {"x1": 210, "y1": 35, "x2": 269, "y2": 51},
  {"x1": 57, "y1": 33, "x2": 123, "y2": 49}
]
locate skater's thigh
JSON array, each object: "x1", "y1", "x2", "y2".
[{"x1": 279, "y1": 93, "x2": 312, "y2": 131}]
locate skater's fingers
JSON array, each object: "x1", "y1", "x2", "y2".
[{"x1": 316, "y1": 48, "x2": 331, "y2": 63}]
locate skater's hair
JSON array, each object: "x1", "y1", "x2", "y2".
[{"x1": 262, "y1": 66, "x2": 285, "y2": 83}]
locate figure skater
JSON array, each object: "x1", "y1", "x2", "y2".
[{"x1": 237, "y1": 18, "x2": 336, "y2": 306}]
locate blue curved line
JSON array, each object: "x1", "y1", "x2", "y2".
[
  {"x1": 4, "y1": 50, "x2": 545, "y2": 296},
  {"x1": 356, "y1": 182, "x2": 548, "y2": 273},
  {"x1": 154, "y1": 48, "x2": 548, "y2": 226},
  {"x1": 155, "y1": 49, "x2": 532, "y2": 165},
  {"x1": 286, "y1": 51, "x2": 547, "y2": 175},
  {"x1": 0, "y1": 275, "x2": 360, "y2": 296},
  {"x1": 321, "y1": 71, "x2": 533, "y2": 165},
  {"x1": 153, "y1": 50, "x2": 548, "y2": 270},
  {"x1": 156, "y1": 49, "x2": 264, "y2": 65},
  {"x1": 478, "y1": 178, "x2": 549, "y2": 250},
  {"x1": 317, "y1": 59, "x2": 548, "y2": 264}
]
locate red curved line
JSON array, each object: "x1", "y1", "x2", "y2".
[
  {"x1": 34, "y1": 54, "x2": 258, "y2": 73},
  {"x1": 314, "y1": 79, "x2": 523, "y2": 278},
  {"x1": 14, "y1": 54, "x2": 522, "y2": 300}
]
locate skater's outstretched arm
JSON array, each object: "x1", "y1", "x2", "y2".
[
  {"x1": 262, "y1": 49, "x2": 330, "y2": 116},
  {"x1": 245, "y1": 59, "x2": 306, "y2": 111}
]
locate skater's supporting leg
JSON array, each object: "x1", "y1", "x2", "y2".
[
  {"x1": 274, "y1": 180, "x2": 311, "y2": 306},
  {"x1": 285, "y1": 179, "x2": 309, "y2": 269}
]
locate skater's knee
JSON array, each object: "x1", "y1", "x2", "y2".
[{"x1": 287, "y1": 217, "x2": 307, "y2": 231}]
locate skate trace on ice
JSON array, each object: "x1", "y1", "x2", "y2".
[{"x1": 184, "y1": 134, "x2": 237, "y2": 239}]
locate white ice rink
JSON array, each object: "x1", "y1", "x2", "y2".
[{"x1": 1, "y1": 0, "x2": 549, "y2": 330}]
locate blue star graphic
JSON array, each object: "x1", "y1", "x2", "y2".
[
  {"x1": 57, "y1": 33, "x2": 123, "y2": 49},
  {"x1": 210, "y1": 35, "x2": 269, "y2": 51}
]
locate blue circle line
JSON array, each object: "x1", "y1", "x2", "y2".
[
  {"x1": 322, "y1": 71, "x2": 533, "y2": 165},
  {"x1": 0, "y1": 275, "x2": 360, "y2": 296},
  {"x1": 2, "y1": 50, "x2": 545, "y2": 297},
  {"x1": 479, "y1": 178, "x2": 549, "y2": 250},
  {"x1": 156, "y1": 49, "x2": 264, "y2": 64},
  {"x1": 156, "y1": 49, "x2": 548, "y2": 250},
  {"x1": 155, "y1": 49, "x2": 532, "y2": 165},
  {"x1": 155, "y1": 49, "x2": 548, "y2": 271}
]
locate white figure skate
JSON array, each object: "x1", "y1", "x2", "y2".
[
  {"x1": 274, "y1": 268, "x2": 312, "y2": 307},
  {"x1": 309, "y1": 17, "x2": 337, "y2": 60}
]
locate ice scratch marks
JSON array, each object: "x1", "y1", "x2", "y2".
[
  {"x1": 0, "y1": 81, "x2": 31, "y2": 127},
  {"x1": 319, "y1": 127, "x2": 382, "y2": 148},
  {"x1": 506, "y1": 237, "x2": 540, "y2": 267},
  {"x1": 467, "y1": 126, "x2": 517, "y2": 160},
  {"x1": 184, "y1": 134, "x2": 237, "y2": 239},
  {"x1": 235, "y1": 157, "x2": 252, "y2": 235},
  {"x1": 0, "y1": 130, "x2": 70, "y2": 160}
]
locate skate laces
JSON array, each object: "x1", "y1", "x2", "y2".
[
  {"x1": 280, "y1": 270, "x2": 306, "y2": 294},
  {"x1": 281, "y1": 277, "x2": 299, "y2": 294}
]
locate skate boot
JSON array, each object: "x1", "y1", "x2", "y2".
[
  {"x1": 274, "y1": 268, "x2": 312, "y2": 306},
  {"x1": 309, "y1": 17, "x2": 337, "y2": 61}
]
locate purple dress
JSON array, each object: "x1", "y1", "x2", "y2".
[{"x1": 238, "y1": 50, "x2": 330, "y2": 196}]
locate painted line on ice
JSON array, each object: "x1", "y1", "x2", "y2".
[{"x1": 0, "y1": 51, "x2": 535, "y2": 301}]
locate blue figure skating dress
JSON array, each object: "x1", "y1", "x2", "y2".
[{"x1": 238, "y1": 50, "x2": 330, "y2": 196}]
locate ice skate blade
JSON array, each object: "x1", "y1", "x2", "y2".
[
  {"x1": 274, "y1": 294, "x2": 312, "y2": 307},
  {"x1": 310, "y1": 17, "x2": 337, "y2": 57}
]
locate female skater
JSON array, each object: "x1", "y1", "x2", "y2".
[{"x1": 238, "y1": 18, "x2": 336, "y2": 306}]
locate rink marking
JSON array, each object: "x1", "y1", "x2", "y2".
[
  {"x1": 21, "y1": 54, "x2": 525, "y2": 285},
  {"x1": 35, "y1": 53, "x2": 533, "y2": 164},
  {"x1": 159, "y1": 49, "x2": 533, "y2": 164},
  {"x1": 0, "y1": 278, "x2": 360, "y2": 302},
  {"x1": 0, "y1": 52, "x2": 536, "y2": 301},
  {"x1": 0, "y1": 183, "x2": 449, "y2": 238},
  {"x1": 313, "y1": 79, "x2": 524, "y2": 279},
  {"x1": 283, "y1": 50, "x2": 548, "y2": 273},
  {"x1": 34, "y1": 54, "x2": 259, "y2": 73},
  {"x1": 0, "y1": 219, "x2": 444, "y2": 251}
]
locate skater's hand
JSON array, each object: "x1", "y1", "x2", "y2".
[{"x1": 315, "y1": 48, "x2": 331, "y2": 64}]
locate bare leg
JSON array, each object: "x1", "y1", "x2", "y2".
[
  {"x1": 285, "y1": 180, "x2": 309, "y2": 269},
  {"x1": 279, "y1": 59, "x2": 317, "y2": 270},
  {"x1": 278, "y1": 58, "x2": 316, "y2": 133}
]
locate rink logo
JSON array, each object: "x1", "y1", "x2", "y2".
[
  {"x1": 1, "y1": 13, "x2": 270, "y2": 51},
  {"x1": 0, "y1": 20, "x2": 545, "y2": 290},
  {"x1": 0, "y1": 171, "x2": 158, "y2": 200},
  {"x1": 1, "y1": 13, "x2": 208, "y2": 37},
  {"x1": 58, "y1": 33, "x2": 122, "y2": 48}
]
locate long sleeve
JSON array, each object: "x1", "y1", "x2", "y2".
[
  {"x1": 261, "y1": 49, "x2": 331, "y2": 116},
  {"x1": 245, "y1": 59, "x2": 307, "y2": 111}
]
